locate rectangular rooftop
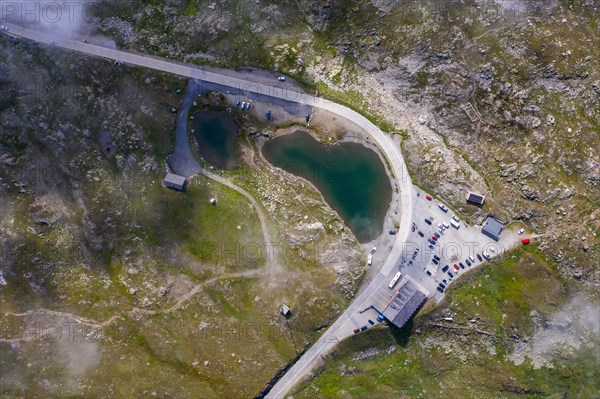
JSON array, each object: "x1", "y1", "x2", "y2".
[{"x1": 382, "y1": 279, "x2": 427, "y2": 329}]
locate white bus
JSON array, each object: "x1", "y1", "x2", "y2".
[{"x1": 388, "y1": 271, "x2": 402, "y2": 289}]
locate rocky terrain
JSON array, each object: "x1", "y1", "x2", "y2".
[
  {"x1": 93, "y1": 0, "x2": 599, "y2": 285},
  {"x1": 293, "y1": 246, "x2": 600, "y2": 398},
  {"x1": 87, "y1": 0, "x2": 600, "y2": 394},
  {"x1": 0, "y1": 34, "x2": 363, "y2": 397},
  {"x1": 0, "y1": 0, "x2": 598, "y2": 397}
]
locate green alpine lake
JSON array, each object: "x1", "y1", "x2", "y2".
[{"x1": 262, "y1": 130, "x2": 393, "y2": 243}]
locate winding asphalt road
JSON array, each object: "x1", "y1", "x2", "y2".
[{"x1": 1, "y1": 22, "x2": 414, "y2": 398}]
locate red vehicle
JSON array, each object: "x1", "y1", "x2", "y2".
[
  {"x1": 353, "y1": 328, "x2": 360, "y2": 334},
  {"x1": 425, "y1": 195, "x2": 433, "y2": 201},
  {"x1": 431, "y1": 235, "x2": 438, "y2": 241},
  {"x1": 453, "y1": 264, "x2": 460, "y2": 270},
  {"x1": 522, "y1": 238, "x2": 530, "y2": 245}
]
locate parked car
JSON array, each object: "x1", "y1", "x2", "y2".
[
  {"x1": 368, "y1": 319, "x2": 375, "y2": 325},
  {"x1": 425, "y1": 219, "x2": 432, "y2": 225},
  {"x1": 360, "y1": 326, "x2": 367, "y2": 331},
  {"x1": 425, "y1": 195, "x2": 432, "y2": 201},
  {"x1": 434, "y1": 232, "x2": 441, "y2": 238},
  {"x1": 431, "y1": 235, "x2": 438, "y2": 241},
  {"x1": 370, "y1": 247, "x2": 377, "y2": 254},
  {"x1": 389, "y1": 230, "x2": 396, "y2": 235},
  {"x1": 522, "y1": 238, "x2": 530, "y2": 245},
  {"x1": 428, "y1": 238, "x2": 436, "y2": 245},
  {"x1": 418, "y1": 231, "x2": 424, "y2": 237},
  {"x1": 354, "y1": 328, "x2": 360, "y2": 334},
  {"x1": 438, "y1": 224, "x2": 444, "y2": 230},
  {"x1": 477, "y1": 253, "x2": 482, "y2": 262},
  {"x1": 459, "y1": 262, "x2": 465, "y2": 269},
  {"x1": 469, "y1": 255, "x2": 476, "y2": 263},
  {"x1": 438, "y1": 229, "x2": 445, "y2": 235},
  {"x1": 465, "y1": 259, "x2": 471, "y2": 266},
  {"x1": 453, "y1": 264, "x2": 460, "y2": 270},
  {"x1": 439, "y1": 283, "x2": 446, "y2": 289},
  {"x1": 432, "y1": 258, "x2": 439, "y2": 265},
  {"x1": 434, "y1": 255, "x2": 440, "y2": 261},
  {"x1": 518, "y1": 229, "x2": 524, "y2": 235},
  {"x1": 277, "y1": 76, "x2": 286, "y2": 81},
  {"x1": 452, "y1": 215, "x2": 460, "y2": 222},
  {"x1": 428, "y1": 243, "x2": 435, "y2": 249},
  {"x1": 442, "y1": 222, "x2": 450, "y2": 229},
  {"x1": 438, "y1": 203, "x2": 449, "y2": 212},
  {"x1": 442, "y1": 265, "x2": 449, "y2": 272},
  {"x1": 482, "y1": 251, "x2": 491, "y2": 260},
  {"x1": 437, "y1": 287, "x2": 444, "y2": 293},
  {"x1": 442, "y1": 279, "x2": 448, "y2": 284},
  {"x1": 0, "y1": 26, "x2": 9, "y2": 31},
  {"x1": 447, "y1": 272, "x2": 454, "y2": 279},
  {"x1": 426, "y1": 270, "x2": 432, "y2": 276}
]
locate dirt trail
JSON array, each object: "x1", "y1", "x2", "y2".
[
  {"x1": 0, "y1": 78, "x2": 284, "y2": 344},
  {"x1": 0, "y1": 269, "x2": 263, "y2": 343},
  {"x1": 199, "y1": 167, "x2": 283, "y2": 277},
  {"x1": 170, "y1": 78, "x2": 283, "y2": 277}
]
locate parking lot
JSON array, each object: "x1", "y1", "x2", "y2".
[
  {"x1": 398, "y1": 186, "x2": 524, "y2": 302},
  {"x1": 345, "y1": 184, "x2": 526, "y2": 331}
]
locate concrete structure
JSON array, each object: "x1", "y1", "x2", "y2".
[
  {"x1": 163, "y1": 173, "x2": 188, "y2": 191},
  {"x1": 466, "y1": 191, "x2": 485, "y2": 205},
  {"x1": 481, "y1": 217, "x2": 503, "y2": 241},
  {"x1": 382, "y1": 279, "x2": 427, "y2": 329}
]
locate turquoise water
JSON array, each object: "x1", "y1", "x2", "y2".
[
  {"x1": 192, "y1": 111, "x2": 239, "y2": 170},
  {"x1": 262, "y1": 131, "x2": 393, "y2": 243}
]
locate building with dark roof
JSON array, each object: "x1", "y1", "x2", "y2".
[
  {"x1": 481, "y1": 217, "x2": 503, "y2": 241},
  {"x1": 466, "y1": 192, "x2": 485, "y2": 205},
  {"x1": 163, "y1": 173, "x2": 188, "y2": 191},
  {"x1": 382, "y1": 280, "x2": 427, "y2": 329}
]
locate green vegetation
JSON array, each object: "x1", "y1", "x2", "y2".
[
  {"x1": 314, "y1": 83, "x2": 395, "y2": 133},
  {"x1": 294, "y1": 246, "x2": 600, "y2": 398},
  {"x1": 183, "y1": 0, "x2": 197, "y2": 17},
  {"x1": 0, "y1": 40, "x2": 365, "y2": 398}
]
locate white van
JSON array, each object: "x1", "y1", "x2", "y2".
[
  {"x1": 450, "y1": 219, "x2": 460, "y2": 229},
  {"x1": 367, "y1": 254, "x2": 373, "y2": 266},
  {"x1": 442, "y1": 222, "x2": 450, "y2": 229}
]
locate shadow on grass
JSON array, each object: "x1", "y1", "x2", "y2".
[{"x1": 387, "y1": 318, "x2": 414, "y2": 347}]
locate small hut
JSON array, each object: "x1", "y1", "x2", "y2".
[{"x1": 163, "y1": 173, "x2": 188, "y2": 192}]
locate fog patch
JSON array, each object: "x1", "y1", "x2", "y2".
[
  {"x1": 1, "y1": 0, "x2": 115, "y2": 46},
  {"x1": 509, "y1": 293, "x2": 600, "y2": 368},
  {"x1": 56, "y1": 332, "x2": 102, "y2": 378}
]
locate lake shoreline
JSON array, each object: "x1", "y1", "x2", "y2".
[{"x1": 261, "y1": 130, "x2": 394, "y2": 243}]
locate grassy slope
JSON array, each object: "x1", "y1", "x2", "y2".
[
  {"x1": 0, "y1": 38, "x2": 357, "y2": 398},
  {"x1": 293, "y1": 246, "x2": 600, "y2": 398}
]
